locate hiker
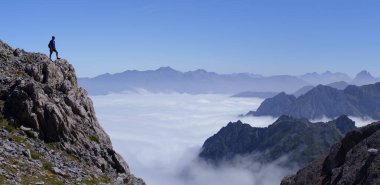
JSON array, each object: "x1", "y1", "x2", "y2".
[{"x1": 48, "y1": 36, "x2": 60, "y2": 60}]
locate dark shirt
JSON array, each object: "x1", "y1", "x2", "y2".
[{"x1": 49, "y1": 40, "x2": 56, "y2": 49}]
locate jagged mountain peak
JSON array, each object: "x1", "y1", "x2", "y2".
[
  {"x1": 355, "y1": 70, "x2": 374, "y2": 78},
  {"x1": 351, "y1": 70, "x2": 378, "y2": 86},
  {"x1": 199, "y1": 116, "x2": 356, "y2": 167}
]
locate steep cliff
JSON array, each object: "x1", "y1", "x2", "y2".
[
  {"x1": 0, "y1": 40, "x2": 144, "y2": 184},
  {"x1": 281, "y1": 121, "x2": 380, "y2": 185}
]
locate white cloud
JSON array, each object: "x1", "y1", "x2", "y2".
[
  {"x1": 91, "y1": 92, "x2": 282, "y2": 185},
  {"x1": 91, "y1": 92, "x2": 378, "y2": 185},
  {"x1": 348, "y1": 116, "x2": 377, "y2": 127},
  {"x1": 310, "y1": 116, "x2": 377, "y2": 128}
]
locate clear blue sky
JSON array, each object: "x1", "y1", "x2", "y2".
[{"x1": 1, "y1": 0, "x2": 380, "y2": 77}]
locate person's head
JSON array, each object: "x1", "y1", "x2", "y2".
[{"x1": 52, "y1": 36, "x2": 55, "y2": 40}]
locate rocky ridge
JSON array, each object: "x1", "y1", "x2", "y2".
[
  {"x1": 281, "y1": 121, "x2": 380, "y2": 185},
  {"x1": 199, "y1": 115, "x2": 356, "y2": 167},
  {"x1": 0, "y1": 40, "x2": 144, "y2": 184},
  {"x1": 248, "y1": 83, "x2": 380, "y2": 119}
]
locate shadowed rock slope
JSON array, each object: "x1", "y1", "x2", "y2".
[
  {"x1": 281, "y1": 121, "x2": 380, "y2": 185},
  {"x1": 0, "y1": 40, "x2": 144, "y2": 184},
  {"x1": 199, "y1": 115, "x2": 355, "y2": 167}
]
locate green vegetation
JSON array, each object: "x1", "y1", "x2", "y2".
[
  {"x1": 46, "y1": 142, "x2": 59, "y2": 150},
  {"x1": 82, "y1": 175, "x2": 111, "y2": 185},
  {"x1": 21, "y1": 174, "x2": 65, "y2": 185},
  {"x1": 4, "y1": 124, "x2": 15, "y2": 133},
  {"x1": 42, "y1": 161, "x2": 53, "y2": 171},
  {"x1": 89, "y1": 135, "x2": 99, "y2": 144},
  {"x1": 12, "y1": 135, "x2": 27, "y2": 143},
  {"x1": 30, "y1": 151, "x2": 43, "y2": 160},
  {"x1": 25, "y1": 130, "x2": 37, "y2": 139},
  {"x1": 99, "y1": 176, "x2": 111, "y2": 183},
  {"x1": 61, "y1": 150, "x2": 78, "y2": 162},
  {"x1": 0, "y1": 113, "x2": 16, "y2": 133}
]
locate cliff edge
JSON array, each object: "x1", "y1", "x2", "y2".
[{"x1": 0, "y1": 40, "x2": 144, "y2": 184}]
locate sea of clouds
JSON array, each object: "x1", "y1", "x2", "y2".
[
  {"x1": 91, "y1": 92, "x2": 376, "y2": 185},
  {"x1": 91, "y1": 92, "x2": 288, "y2": 185}
]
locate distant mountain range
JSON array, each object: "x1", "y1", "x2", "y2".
[
  {"x1": 299, "y1": 71, "x2": 351, "y2": 85},
  {"x1": 199, "y1": 115, "x2": 355, "y2": 167},
  {"x1": 79, "y1": 67, "x2": 308, "y2": 95},
  {"x1": 78, "y1": 67, "x2": 380, "y2": 95},
  {"x1": 234, "y1": 81, "x2": 349, "y2": 99},
  {"x1": 248, "y1": 82, "x2": 380, "y2": 119}
]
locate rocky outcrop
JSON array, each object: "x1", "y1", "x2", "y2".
[
  {"x1": 281, "y1": 121, "x2": 380, "y2": 185},
  {"x1": 0, "y1": 40, "x2": 144, "y2": 184},
  {"x1": 199, "y1": 115, "x2": 356, "y2": 167},
  {"x1": 248, "y1": 83, "x2": 380, "y2": 119}
]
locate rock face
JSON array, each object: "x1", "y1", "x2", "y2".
[
  {"x1": 326, "y1": 81, "x2": 349, "y2": 90},
  {"x1": 199, "y1": 115, "x2": 355, "y2": 167},
  {"x1": 0, "y1": 40, "x2": 144, "y2": 184},
  {"x1": 281, "y1": 121, "x2": 380, "y2": 185},
  {"x1": 247, "y1": 92, "x2": 296, "y2": 117},
  {"x1": 249, "y1": 83, "x2": 380, "y2": 119},
  {"x1": 292, "y1": 85, "x2": 314, "y2": 97}
]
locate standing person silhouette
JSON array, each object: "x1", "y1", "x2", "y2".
[{"x1": 48, "y1": 36, "x2": 60, "y2": 60}]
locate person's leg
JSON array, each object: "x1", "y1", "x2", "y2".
[
  {"x1": 55, "y1": 50, "x2": 60, "y2": 59},
  {"x1": 49, "y1": 49, "x2": 53, "y2": 60}
]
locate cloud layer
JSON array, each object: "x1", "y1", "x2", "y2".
[
  {"x1": 91, "y1": 93, "x2": 283, "y2": 185},
  {"x1": 91, "y1": 92, "x2": 377, "y2": 185}
]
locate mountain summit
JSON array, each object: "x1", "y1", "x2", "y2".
[
  {"x1": 249, "y1": 83, "x2": 380, "y2": 119},
  {"x1": 352, "y1": 70, "x2": 376, "y2": 85},
  {"x1": 0, "y1": 40, "x2": 144, "y2": 184}
]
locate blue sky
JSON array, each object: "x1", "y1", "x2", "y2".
[{"x1": 1, "y1": 0, "x2": 380, "y2": 77}]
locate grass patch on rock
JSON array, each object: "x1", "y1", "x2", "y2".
[
  {"x1": 30, "y1": 151, "x2": 43, "y2": 160},
  {"x1": 21, "y1": 174, "x2": 65, "y2": 185},
  {"x1": 82, "y1": 175, "x2": 111, "y2": 185},
  {"x1": 12, "y1": 135, "x2": 27, "y2": 143},
  {"x1": 42, "y1": 161, "x2": 53, "y2": 171},
  {"x1": 89, "y1": 135, "x2": 99, "y2": 144}
]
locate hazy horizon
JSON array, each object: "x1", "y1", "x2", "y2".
[
  {"x1": 77, "y1": 65, "x2": 374, "y2": 79},
  {"x1": 2, "y1": 1, "x2": 380, "y2": 77}
]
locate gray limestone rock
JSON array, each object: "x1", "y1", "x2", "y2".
[{"x1": 0, "y1": 40, "x2": 144, "y2": 184}]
